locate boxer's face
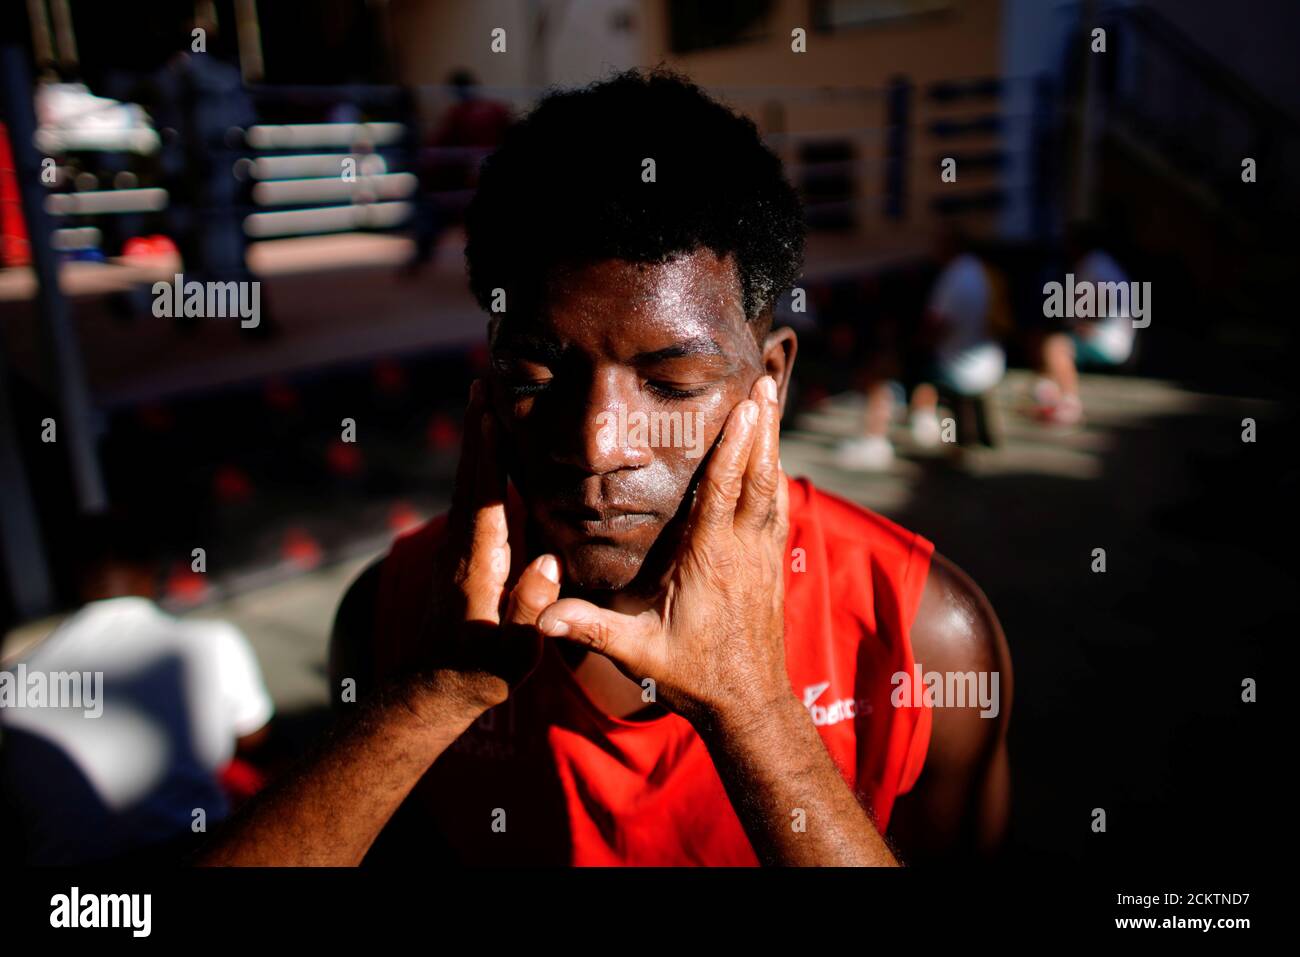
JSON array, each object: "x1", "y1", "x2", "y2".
[{"x1": 487, "y1": 249, "x2": 785, "y2": 595}]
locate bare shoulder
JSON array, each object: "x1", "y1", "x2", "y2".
[
  {"x1": 888, "y1": 551, "x2": 1013, "y2": 860},
  {"x1": 329, "y1": 515, "x2": 455, "y2": 709},
  {"x1": 911, "y1": 552, "x2": 1010, "y2": 682},
  {"x1": 909, "y1": 551, "x2": 1013, "y2": 760},
  {"x1": 327, "y1": 557, "x2": 385, "y2": 710}
]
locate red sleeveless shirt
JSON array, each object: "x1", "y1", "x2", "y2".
[{"x1": 373, "y1": 476, "x2": 934, "y2": 865}]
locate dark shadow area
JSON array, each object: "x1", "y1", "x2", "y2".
[
  {"x1": 0, "y1": 652, "x2": 228, "y2": 864},
  {"x1": 877, "y1": 396, "x2": 1286, "y2": 869}
]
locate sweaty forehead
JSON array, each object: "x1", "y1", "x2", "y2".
[{"x1": 537, "y1": 250, "x2": 748, "y2": 349}]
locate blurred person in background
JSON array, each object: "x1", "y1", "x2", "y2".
[
  {"x1": 1029, "y1": 221, "x2": 1137, "y2": 426},
  {"x1": 144, "y1": 10, "x2": 269, "y2": 336},
  {"x1": 836, "y1": 226, "x2": 1008, "y2": 471},
  {"x1": 0, "y1": 514, "x2": 274, "y2": 864},
  {"x1": 407, "y1": 69, "x2": 512, "y2": 274}
]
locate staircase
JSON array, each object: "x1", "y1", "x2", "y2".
[{"x1": 1083, "y1": 4, "x2": 1300, "y2": 396}]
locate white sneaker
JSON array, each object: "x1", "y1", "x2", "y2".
[
  {"x1": 1034, "y1": 392, "x2": 1084, "y2": 426},
  {"x1": 909, "y1": 409, "x2": 942, "y2": 448},
  {"x1": 834, "y1": 435, "x2": 895, "y2": 471},
  {"x1": 1031, "y1": 377, "x2": 1061, "y2": 409}
]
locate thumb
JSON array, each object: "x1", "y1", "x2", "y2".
[
  {"x1": 505, "y1": 554, "x2": 562, "y2": 626},
  {"x1": 536, "y1": 598, "x2": 655, "y2": 671}
]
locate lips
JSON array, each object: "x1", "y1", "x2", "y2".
[{"x1": 553, "y1": 505, "x2": 657, "y2": 536}]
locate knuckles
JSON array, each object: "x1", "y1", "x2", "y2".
[
  {"x1": 583, "y1": 618, "x2": 613, "y2": 656},
  {"x1": 509, "y1": 580, "x2": 553, "y2": 622},
  {"x1": 748, "y1": 471, "x2": 780, "y2": 503}
]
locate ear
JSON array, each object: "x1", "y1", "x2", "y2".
[{"x1": 761, "y1": 325, "x2": 798, "y2": 418}]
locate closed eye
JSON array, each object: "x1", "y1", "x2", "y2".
[
  {"x1": 492, "y1": 355, "x2": 553, "y2": 397},
  {"x1": 506, "y1": 379, "x2": 552, "y2": 396},
  {"x1": 646, "y1": 381, "x2": 709, "y2": 400}
]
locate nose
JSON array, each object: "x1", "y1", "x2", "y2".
[{"x1": 552, "y1": 367, "x2": 652, "y2": 475}]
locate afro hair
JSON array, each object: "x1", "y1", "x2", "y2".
[{"x1": 464, "y1": 68, "x2": 805, "y2": 331}]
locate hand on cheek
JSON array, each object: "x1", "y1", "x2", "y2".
[{"x1": 537, "y1": 374, "x2": 790, "y2": 730}]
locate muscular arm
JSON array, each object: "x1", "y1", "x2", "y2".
[
  {"x1": 888, "y1": 552, "x2": 1013, "y2": 863},
  {"x1": 328, "y1": 560, "x2": 382, "y2": 714},
  {"x1": 700, "y1": 691, "x2": 900, "y2": 866},
  {"x1": 194, "y1": 565, "x2": 486, "y2": 866},
  {"x1": 705, "y1": 550, "x2": 1010, "y2": 866}
]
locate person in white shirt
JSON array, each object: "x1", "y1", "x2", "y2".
[
  {"x1": 837, "y1": 228, "x2": 1005, "y2": 471},
  {"x1": 1031, "y1": 223, "x2": 1137, "y2": 426},
  {"x1": 0, "y1": 529, "x2": 273, "y2": 864}
]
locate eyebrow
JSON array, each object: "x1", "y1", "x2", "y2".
[
  {"x1": 494, "y1": 334, "x2": 729, "y2": 365},
  {"x1": 493, "y1": 333, "x2": 566, "y2": 364},
  {"x1": 630, "y1": 336, "x2": 727, "y2": 364}
]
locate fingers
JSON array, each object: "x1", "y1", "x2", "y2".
[
  {"x1": 774, "y1": 457, "x2": 790, "y2": 546},
  {"x1": 456, "y1": 382, "x2": 511, "y2": 622},
  {"x1": 691, "y1": 397, "x2": 760, "y2": 537},
  {"x1": 475, "y1": 401, "x2": 506, "y2": 505},
  {"x1": 449, "y1": 380, "x2": 507, "y2": 534},
  {"x1": 735, "y1": 375, "x2": 782, "y2": 535},
  {"x1": 449, "y1": 380, "x2": 486, "y2": 529},
  {"x1": 536, "y1": 598, "x2": 654, "y2": 672},
  {"x1": 504, "y1": 463, "x2": 530, "y2": 585},
  {"x1": 463, "y1": 524, "x2": 510, "y2": 623},
  {"x1": 505, "y1": 554, "x2": 562, "y2": 626}
]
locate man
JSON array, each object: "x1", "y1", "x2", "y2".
[
  {"x1": 407, "y1": 68, "x2": 513, "y2": 274},
  {"x1": 197, "y1": 70, "x2": 1010, "y2": 867},
  {"x1": 1, "y1": 516, "x2": 274, "y2": 864},
  {"x1": 1031, "y1": 221, "x2": 1137, "y2": 426},
  {"x1": 836, "y1": 227, "x2": 1008, "y2": 471}
]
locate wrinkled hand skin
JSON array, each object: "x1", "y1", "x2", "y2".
[
  {"x1": 537, "y1": 375, "x2": 791, "y2": 733},
  {"x1": 400, "y1": 379, "x2": 562, "y2": 720}
]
